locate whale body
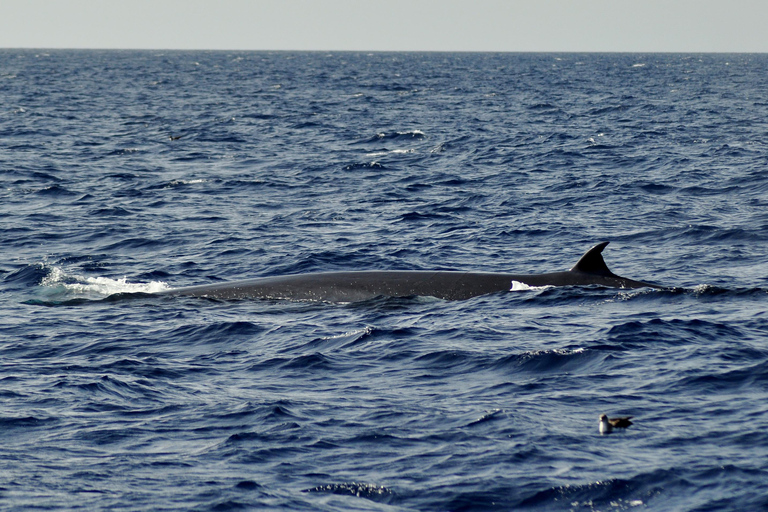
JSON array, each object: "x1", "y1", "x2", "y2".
[{"x1": 156, "y1": 242, "x2": 661, "y2": 303}]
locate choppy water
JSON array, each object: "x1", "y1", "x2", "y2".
[{"x1": 2, "y1": 50, "x2": 768, "y2": 511}]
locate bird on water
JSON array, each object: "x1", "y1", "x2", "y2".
[{"x1": 599, "y1": 414, "x2": 633, "y2": 434}]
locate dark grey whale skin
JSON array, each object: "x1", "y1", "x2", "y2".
[{"x1": 156, "y1": 242, "x2": 662, "y2": 302}]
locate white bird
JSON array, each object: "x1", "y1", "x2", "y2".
[{"x1": 599, "y1": 414, "x2": 633, "y2": 434}]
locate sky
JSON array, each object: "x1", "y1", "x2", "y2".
[{"x1": 1, "y1": 0, "x2": 767, "y2": 53}]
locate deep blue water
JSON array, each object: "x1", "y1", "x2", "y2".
[{"x1": 2, "y1": 50, "x2": 768, "y2": 511}]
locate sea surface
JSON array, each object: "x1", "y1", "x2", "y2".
[{"x1": 1, "y1": 50, "x2": 768, "y2": 511}]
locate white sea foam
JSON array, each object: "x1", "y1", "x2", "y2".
[
  {"x1": 40, "y1": 266, "x2": 168, "y2": 300},
  {"x1": 364, "y1": 148, "x2": 415, "y2": 157},
  {"x1": 375, "y1": 129, "x2": 424, "y2": 139},
  {"x1": 165, "y1": 178, "x2": 206, "y2": 188}
]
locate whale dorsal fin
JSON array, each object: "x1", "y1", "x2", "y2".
[{"x1": 570, "y1": 241, "x2": 616, "y2": 277}]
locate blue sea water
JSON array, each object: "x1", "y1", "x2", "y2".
[{"x1": 1, "y1": 50, "x2": 768, "y2": 511}]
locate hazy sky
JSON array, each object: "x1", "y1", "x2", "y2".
[{"x1": 1, "y1": 0, "x2": 766, "y2": 52}]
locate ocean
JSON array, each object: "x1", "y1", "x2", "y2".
[{"x1": 1, "y1": 50, "x2": 767, "y2": 511}]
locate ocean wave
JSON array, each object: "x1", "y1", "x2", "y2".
[
  {"x1": 303, "y1": 482, "x2": 395, "y2": 503},
  {"x1": 354, "y1": 129, "x2": 426, "y2": 144}
]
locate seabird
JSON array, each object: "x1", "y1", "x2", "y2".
[{"x1": 599, "y1": 414, "x2": 633, "y2": 434}]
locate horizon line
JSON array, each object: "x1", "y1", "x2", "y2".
[{"x1": 2, "y1": 47, "x2": 766, "y2": 55}]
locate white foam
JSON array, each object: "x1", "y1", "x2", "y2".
[
  {"x1": 364, "y1": 148, "x2": 415, "y2": 157},
  {"x1": 321, "y1": 326, "x2": 373, "y2": 341},
  {"x1": 40, "y1": 266, "x2": 168, "y2": 300},
  {"x1": 165, "y1": 178, "x2": 206, "y2": 188},
  {"x1": 65, "y1": 276, "x2": 168, "y2": 296}
]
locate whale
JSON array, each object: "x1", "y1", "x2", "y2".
[{"x1": 156, "y1": 242, "x2": 661, "y2": 302}]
